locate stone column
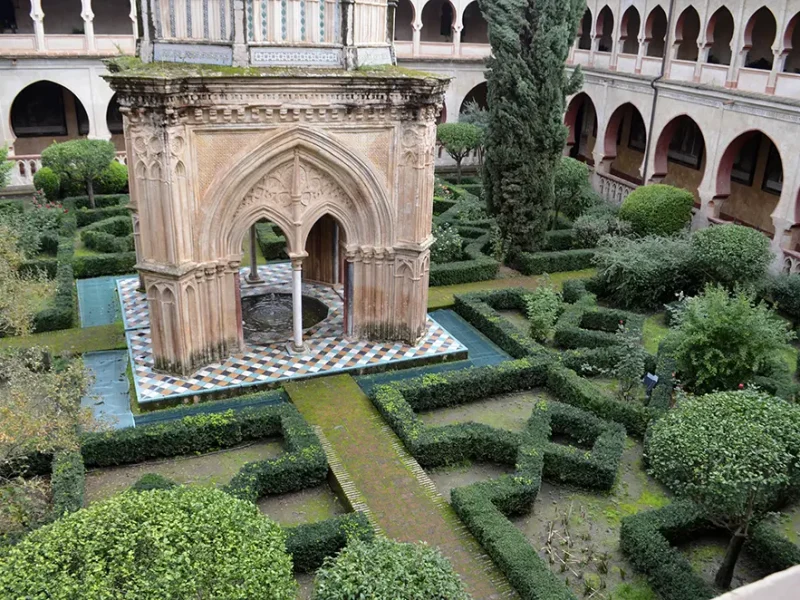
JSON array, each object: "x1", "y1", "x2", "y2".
[
  {"x1": 289, "y1": 257, "x2": 307, "y2": 353},
  {"x1": 233, "y1": 0, "x2": 247, "y2": 65},
  {"x1": 767, "y1": 48, "x2": 784, "y2": 95},
  {"x1": 452, "y1": 24, "x2": 463, "y2": 58},
  {"x1": 344, "y1": 253, "x2": 355, "y2": 337},
  {"x1": 635, "y1": 34, "x2": 646, "y2": 73},
  {"x1": 131, "y1": 210, "x2": 145, "y2": 291},
  {"x1": 412, "y1": 21, "x2": 421, "y2": 57},
  {"x1": 342, "y1": 0, "x2": 356, "y2": 69},
  {"x1": 247, "y1": 224, "x2": 263, "y2": 283},
  {"x1": 332, "y1": 223, "x2": 340, "y2": 285},
  {"x1": 129, "y1": 0, "x2": 138, "y2": 38},
  {"x1": 30, "y1": 0, "x2": 45, "y2": 52},
  {"x1": 81, "y1": 0, "x2": 95, "y2": 52}
]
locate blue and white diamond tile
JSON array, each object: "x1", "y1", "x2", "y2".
[{"x1": 118, "y1": 263, "x2": 467, "y2": 404}]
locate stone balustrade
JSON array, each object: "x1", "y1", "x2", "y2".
[{"x1": 594, "y1": 171, "x2": 637, "y2": 205}]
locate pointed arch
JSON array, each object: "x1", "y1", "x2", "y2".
[
  {"x1": 595, "y1": 5, "x2": 614, "y2": 53},
  {"x1": 201, "y1": 127, "x2": 394, "y2": 260},
  {"x1": 577, "y1": 8, "x2": 592, "y2": 50},
  {"x1": 675, "y1": 6, "x2": 701, "y2": 61},
  {"x1": 620, "y1": 6, "x2": 641, "y2": 55},
  {"x1": 705, "y1": 7, "x2": 734, "y2": 65},
  {"x1": 743, "y1": 6, "x2": 777, "y2": 69}
]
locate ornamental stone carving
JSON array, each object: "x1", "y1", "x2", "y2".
[{"x1": 108, "y1": 71, "x2": 448, "y2": 376}]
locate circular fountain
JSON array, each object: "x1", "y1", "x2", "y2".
[{"x1": 242, "y1": 292, "x2": 329, "y2": 346}]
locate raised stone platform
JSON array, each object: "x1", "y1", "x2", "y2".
[{"x1": 118, "y1": 264, "x2": 467, "y2": 406}]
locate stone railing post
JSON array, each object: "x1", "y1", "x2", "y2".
[
  {"x1": 30, "y1": 0, "x2": 45, "y2": 52},
  {"x1": 81, "y1": 0, "x2": 95, "y2": 52}
]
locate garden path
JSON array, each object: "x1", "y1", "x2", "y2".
[{"x1": 286, "y1": 374, "x2": 516, "y2": 599}]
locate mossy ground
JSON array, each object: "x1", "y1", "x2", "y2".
[
  {"x1": 257, "y1": 484, "x2": 346, "y2": 527},
  {"x1": 0, "y1": 322, "x2": 127, "y2": 354}
]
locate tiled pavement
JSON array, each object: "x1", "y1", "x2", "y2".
[{"x1": 118, "y1": 264, "x2": 467, "y2": 404}]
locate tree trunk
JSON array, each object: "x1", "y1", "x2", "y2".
[
  {"x1": 87, "y1": 179, "x2": 96, "y2": 209},
  {"x1": 456, "y1": 159, "x2": 462, "y2": 185},
  {"x1": 714, "y1": 529, "x2": 747, "y2": 589}
]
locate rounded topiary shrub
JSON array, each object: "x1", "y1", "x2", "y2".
[
  {"x1": 0, "y1": 486, "x2": 296, "y2": 599},
  {"x1": 691, "y1": 223, "x2": 772, "y2": 288},
  {"x1": 33, "y1": 166, "x2": 61, "y2": 200},
  {"x1": 95, "y1": 160, "x2": 129, "y2": 194},
  {"x1": 618, "y1": 184, "x2": 694, "y2": 236},
  {"x1": 313, "y1": 537, "x2": 470, "y2": 600},
  {"x1": 130, "y1": 472, "x2": 177, "y2": 492}
]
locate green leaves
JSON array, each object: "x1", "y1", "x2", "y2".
[
  {"x1": 668, "y1": 286, "x2": 795, "y2": 394},
  {"x1": 313, "y1": 537, "x2": 470, "y2": 600},
  {"x1": 0, "y1": 487, "x2": 297, "y2": 599},
  {"x1": 691, "y1": 224, "x2": 772, "y2": 290},
  {"x1": 618, "y1": 184, "x2": 694, "y2": 237},
  {"x1": 646, "y1": 390, "x2": 800, "y2": 529},
  {"x1": 436, "y1": 123, "x2": 483, "y2": 160}
]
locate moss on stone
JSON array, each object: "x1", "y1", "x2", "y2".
[{"x1": 104, "y1": 56, "x2": 446, "y2": 82}]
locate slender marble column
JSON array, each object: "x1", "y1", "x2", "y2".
[
  {"x1": 30, "y1": 0, "x2": 45, "y2": 51},
  {"x1": 81, "y1": 0, "x2": 95, "y2": 52},
  {"x1": 291, "y1": 257, "x2": 305, "y2": 352},
  {"x1": 247, "y1": 224, "x2": 263, "y2": 283}
]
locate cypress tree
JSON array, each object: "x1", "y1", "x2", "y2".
[{"x1": 480, "y1": 0, "x2": 584, "y2": 253}]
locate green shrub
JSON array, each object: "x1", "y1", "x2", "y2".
[
  {"x1": 0, "y1": 487, "x2": 296, "y2": 599},
  {"x1": 81, "y1": 214, "x2": 132, "y2": 236},
  {"x1": 81, "y1": 230, "x2": 134, "y2": 253},
  {"x1": 0, "y1": 199, "x2": 23, "y2": 215},
  {"x1": 524, "y1": 278, "x2": 563, "y2": 342},
  {"x1": 691, "y1": 224, "x2": 772, "y2": 289},
  {"x1": 94, "y1": 160, "x2": 128, "y2": 194},
  {"x1": 666, "y1": 286, "x2": 795, "y2": 394},
  {"x1": 768, "y1": 273, "x2": 800, "y2": 326},
  {"x1": 72, "y1": 252, "x2": 136, "y2": 278},
  {"x1": 592, "y1": 235, "x2": 694, "y2": 309},
  {"x1": 573, "y1": 207, "x2": 633, "y2": 248},
  {"x1": 74, "y1": 204, "x2": 130, "y2": 227},
  {"x1": 429, "y1": 237, "x2": 499, "y2": 286},
  {"x1": 619, "y1": 501, "x2": 715, "y2": 600},
  {"x1": 561, "y1": 278, "x2": 590, "y2": 304},
  {"x1": 285, "y1": 513, "x2": 375, "y2": 573},
  {"x1": 553, "y1": 297, "x2": 645, "y2": 351},
  {"x1": 511, "y1": 248, "x2": 596, "y2": 275},
  {"x1": 431, "y1": 222, "x2": 464, "y2": 264},
  {"x1": 255, "y1": 222, "x2": 288, "y2": 260},
  {"x1": 746, "y1": 519, "x2": 800, "y2": 574},
  {"x1": 542, "y1": 228, "x2": 578, "y2": 251},
  {"x1": 553, "y1": 156, "x2": 599, "y2": 222},
  {"x1": 313, "y1": 537, "x2": 470, "y2": 599},
  {"x1": 68, "y1": 194, "x2": 129, "y2": 210},
  {"x1": 33, "y1": 167, "x2": 60, "y2": 200},
  {"x1": 618, "y1": 184, "x2": 694, "y2": 236},
  {"x1": 129, "y1": 473, "x2": 177, "y2": 492},
  {"x1": 32, "y1": 228, "x2": 75, "y2": 333},
  {"x1": 49, "y1": 451, "x2": 84, "y2": 519}
]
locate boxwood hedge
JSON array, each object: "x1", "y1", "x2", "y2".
[
  {"x1": 510, "y1": 248, "x2": 595, "y2": 276},
  {"x1": 285, "y1": 512, "x2": 375, "y2": 573}
]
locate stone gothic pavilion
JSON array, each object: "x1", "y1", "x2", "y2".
[{"x1": 108, "y1": 0, "x2": 447, "y2": 376}]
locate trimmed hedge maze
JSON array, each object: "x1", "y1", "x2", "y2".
[
  {"x1": 370, "y1": 358, "x2": 627, "y2": 599},
  {"x1": 10, "y1": 397, "x2": 375, "y2": 573}
]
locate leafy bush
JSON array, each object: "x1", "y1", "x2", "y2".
[
  {"x1": 573, "y1": 206, "x2": 633, "y2": 248},
  {"x1": 0, "y1": 144, "x2": 12, "y2": 189},
  {"x1": 553, "y1": 156, "x2": 599, "y2": 222},
  {"x1": 313, "y1": 536, "x2": 470, "y2": 599},
  {"x1": 768, "y1": 273, "x2": 800, "y2": 326},
  {"x1": 285, "y1": 513, "x2": 375, "y2": 573},
  {"x1": 524, "y1": 278, "x2": 563, "y2": 341},
  {"x1": 72, "y1": 252, "x2": 136, "y2": 278},
  {"x1": 49, "y1": 451, "x2": 84, "y2": 519},
  {"x1": 646, "y1": 390, "x2": 800, "y2": 587},
  {"x1": 592, "y1": 235, "x2": 694, "y2": 309},
  {"x1": 255, "y1": 222, "x2": 288, "y2": 260},
  {"x1": 81, "y1": 230, "x2": 134, "y2": 253},
  {"x1": 73, "y1": 205, "x2": 130, "y2": 227},
  {"x1": 618, "y1": 184, "x2": 693, "y2": 236},
  {"x1": 511, "y1": 248, "x2": 596, "y2": 275},
  {"x1": 666, "y1": 286, "x2": 795, "y2": 394},
  {"x1": 32, "y1": 217, "x2": 76, "y2": 333},
  {"x1": 619, "y1": 500, "x2": 715, "y2": 600},
  {"x1": 94, "y1": 160, "x2": 128, "y2": 194},
  {"x1": 429, "y1": 236, "x2": 499, "y2": 286},
  {"x1": 431, "y1": 222, "x2": 464, "y2": 264},
  {"x1": 68, "y1": 194, "x2": 129, "y2": 210},
  {"x1": 130, "y1": 473, "x2": 177, "y2": 492},
  {"x1": 0, "y1": 487, "x2": 296, "y2": 599},
  {"x1": 690, "y1": 224, "x2": 772, "y2": 289},
  {"x1": 33, "y1": 167, "x2": 61, "y2": 200},
  {"x1": 81, "y1": 214, "x2": 132, "y2": 236}
]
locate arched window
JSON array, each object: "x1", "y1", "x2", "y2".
[
  {"x1": 596, "y1": 6, "x2": 614, "y2": 53},
  {"x1": 620, "y1": 7, "x2": 641, "y2": 55},
  {"x1": 461, "y1": 2, "x2": 488, "y2": 44},
  {"x1": 394, "y1": 0, "x2": 415, "y2": 41},
  {"x1": 705, "y1": 7, "x2": 734, "y2": 65},
  {"x1": 785, "y1": 13, "x2": 800, "y2": 73},
  {"x1": 420, "y1": 0, "x2": 454, "y2": 42},
  {"x1": 744, "y1": 7, "x2": 777, "y2": 70},
  {"x1": 676, "y1": 7, "x2": 701, "y2": 61},
  {"x1": 645, "y1": 7, "x2": 667, "y2": 58},
  {"x1": 577, "y1": 9, "x2": 592, "y2": 50},
  {"x1": 565, "y1": 93, "x2": 598, "y2": 163}
]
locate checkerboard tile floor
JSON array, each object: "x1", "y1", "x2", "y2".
[{"x1": 117, "y1": 265, "x2": 467, "y2": 404}]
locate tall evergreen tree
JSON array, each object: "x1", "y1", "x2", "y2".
[{"x1": 480, "y1": 0, "x2": 584, "y2": 252}]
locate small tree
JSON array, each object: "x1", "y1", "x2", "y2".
[
  {"x1": 691, "y1": 224, "x2": 772, "y2": 290},
  {"x1": 667, "y1": 285, "x2": 795, "y2": 394},
  {"x1": 646, "y1": 390, "x2": 800, "y2": 589},
  {"x1": 0, "y1": 145, "x2": 13, "y2": 190},
  {"x1": 553, "y1": 156, "x2": 597, "y2": 226},
  {"x1": 437, "y1": 123, "x2": 483, "y2": 184},
  {"x1": 459, "y1": 99, "x2": 490, "y2": 131},
  {"x1": 41, "y1": 139, "x2": 115, "y2": 208},
  {"x1": 481, "y1": 0, "x2": 584, "y2": 253}
]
